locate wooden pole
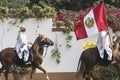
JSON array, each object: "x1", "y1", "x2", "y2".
[
  {"x1": 108, "y1": 28, "x2": 113, "y2": 50},
  {"x1": 102, "y1": 0, "x2": 113, "y2": 50}
]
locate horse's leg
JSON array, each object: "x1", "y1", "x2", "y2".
[
  {"x1": 30, "y1": 67, "x2": 36, "y2": 80},
  {"x1": 0, "y1": 66, "x2": 6, "y2": 80},
  {"x1": 4, "y1": 72, "x2": 9, "y2": 80},
  {"x1": 0, "y1": 65, "x2": 11, "y2": 80},
  {"x1": 0, "y1": 72, "x2": 1, "y2": 80},
  {"x1": 4, "y1": 66, "x2": 11, "y2": 80},
  {"x1": 0, "y1": 68, "x2": 9, "y2": 80},
  {"x1": 37, "y1": 65, "x2": 49, "y2": 80}
]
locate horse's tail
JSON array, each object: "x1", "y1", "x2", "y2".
[
  {"x1": 77, "y1": 52, "x2": 86, "y2": 72},
  {"x1": 76, "y1": 52, "x2": 86, "y2": 80},
  {"x1": 77, "y1": 55, "x2": 81, "y2": 72},
  {"x1": 76, "y1": 54, "x2": 81, "y2": 80}
]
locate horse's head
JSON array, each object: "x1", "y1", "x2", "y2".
[
  {"x1": 113, "y1": 31, "x2": 120, "y2": 45},
  {"x1": 113, "y1": 32, "x2": 120, "y2": 51},
  {"x1": 37, "y1": 34, "x2": 54, "y2": 46}
]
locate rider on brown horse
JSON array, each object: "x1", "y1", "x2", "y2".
[
  {"x1": 97, "y1": 30, "x2": 113, "y2": 61},
  {"x1": 15, "y1": 25, "x2": 32, "y2": 65}
]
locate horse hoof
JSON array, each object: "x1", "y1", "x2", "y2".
[{"x1": 46, "y1": 76, "x2": 49, "y2": 80}]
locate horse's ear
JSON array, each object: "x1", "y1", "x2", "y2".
[
  {"x1": 39, "y1": 34, "x2": 43, "y2": 38},
  {"x1": 38, "y1": 34, "x2": 44, "y2": 39},
  {"x1": 38, "y1": 34, "x2": 42, "y2": 38}
]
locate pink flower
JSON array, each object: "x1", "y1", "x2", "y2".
[{"x1": 111, "y1": 23, "x2": 117, "y2": 29}]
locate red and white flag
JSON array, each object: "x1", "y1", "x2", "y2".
[{"x1": 74, "y1": 1, "x2": 108, "y2": 40}]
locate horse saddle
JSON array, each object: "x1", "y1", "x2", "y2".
[{"x1": 14, "y1": 49, "x2": 33, "y2": 65}]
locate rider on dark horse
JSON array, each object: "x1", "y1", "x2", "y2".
[
  {"x1": 15, "y1": 25, "x2": 32, "y2": 65},
  {"x1": 97, "y1": 29, "x2": 117, "y2": 64}
]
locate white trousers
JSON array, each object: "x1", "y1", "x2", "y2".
[{"x1": 16, "y1": 45, "x2": 29, "y2": 62}]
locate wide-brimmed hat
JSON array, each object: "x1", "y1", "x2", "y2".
[{"x1": 19, "y1": 25, "x2": 27, "y2": 31}]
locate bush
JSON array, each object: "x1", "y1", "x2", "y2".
[
  {"x1": 92, "y1": 65, "x2": 118, "y2": 80},
  {"x1": 10, "y1": 65, "x2": 32, "y2": 75}
]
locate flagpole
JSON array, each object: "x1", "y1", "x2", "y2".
[
  {"x1": 108, "y1": 28, "x2": 113, "y2": 49},
  {"x1": 102, "y1": 1, "x2": 114, "y2": 62},
  {"x1": 103, "y1": 1, "x2": 115, "y2": 63},
  {"x1": 102, "y1": 0, "x2": 113, "y2": 49}
]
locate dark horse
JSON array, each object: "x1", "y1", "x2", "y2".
[
  {"x1": 0, "y1": 34, "x2": 54, "y2": 80},
  {"x1": 76, "y1": 35, "x2": 120, "y2": 80}
]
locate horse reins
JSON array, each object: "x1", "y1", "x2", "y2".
[{"x1": 43, "y1": 45, "x2": 49, "y2": 58}]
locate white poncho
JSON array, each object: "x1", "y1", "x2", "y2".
[
  {"x1": 97, "y1": 30, "x2": 112, "y2": 60},
  {"x1": 15, "y1": 31, "x2": 29, "y2": 62}
]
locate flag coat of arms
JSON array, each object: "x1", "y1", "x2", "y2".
[{"x1": 74, "y1": 2, "x2": 108, "y2": 40}]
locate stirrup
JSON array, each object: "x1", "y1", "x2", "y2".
[{"x1": 25, "y1": 61, "x2": 31, "y2": 65}]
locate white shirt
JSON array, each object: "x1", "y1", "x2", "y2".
[{"x1": 15, "y1": 31, "x2": 29, "y2": 60}]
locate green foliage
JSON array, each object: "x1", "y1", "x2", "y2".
[
  {"x1": 62, "y1": 26, "x2": 73, "y2": 48},
  {"x1": 51, "y1": 48, "x2": 61, "y2": 64},
  {"x1": 0, "y1": 4, "x2": 56, "y2": 23},
  {"x1": 92, "y1": 65, "x2": 118, "y2": 80},
  {"x1": 0, "y1": 0, "x2": 29, "y2": 8},
  {"x1": 10, "y1": 65, "x2": 32, "y2": 75},
  {"x1": 32, "y1": 4, "x2": 56, "y2": 19},
  {"x1": 65, "y1": 34, "x2": 72, "y2": 48},
  {"x1": 32, "y1": 5, "x2": 43, "y2": 18},
  {"x1": 0, "y1": 6, "x2": 9, "y2": 19},
  {"x1": 51, "y1": 35, "x2": 61, "y2": 64},
  {"x1": 1, "y1": 0, "x2": 120, "y2": 12},
  {"x1": 16, "y1": 7, "x2": 29, "y2": 22}
]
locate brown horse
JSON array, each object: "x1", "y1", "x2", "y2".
[
  {"x1": 76, "y1": 35, "x2": 120, "y2": 80},
  {"x1": 0, "y1": 34, "x2": 54, "y2": 80}
]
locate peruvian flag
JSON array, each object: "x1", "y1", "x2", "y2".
[{"x1": 74, "y1": 1, "x2": 108, "y2": 40}]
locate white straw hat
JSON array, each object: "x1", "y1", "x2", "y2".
[{"x1": 19, "y1": 25, "x2": 27, "y2": 31}]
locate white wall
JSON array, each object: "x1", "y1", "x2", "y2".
[{"x1": 0, "y1": 18, "x2": 113, "y2": 73}]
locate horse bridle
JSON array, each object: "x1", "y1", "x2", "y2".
[{"x1": 43, "y1": 45, "x2": 49, "y2": 58}]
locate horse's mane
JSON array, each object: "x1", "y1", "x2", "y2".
[
  {"x1": 31, "y1": 35, "x2": 45, "y2": 55},
  {"x1": 32, "y1": 36, "x2": 40, "y2": 54}
]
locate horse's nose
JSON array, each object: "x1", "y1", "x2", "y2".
[{"x1": 50, "y1": 42, "x2": 54, "y2": 46}]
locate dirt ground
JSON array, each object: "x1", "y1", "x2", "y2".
[{"x1": 1, "y1": 72, "x2": 76, "y2": 80}]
